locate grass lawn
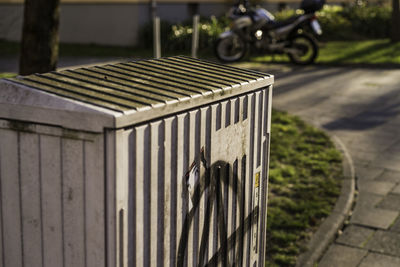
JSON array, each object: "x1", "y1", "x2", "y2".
[
  {"x1": 266, "y1": 110, "x2": 342, "y2": 266},
  {"x1": 0, "y1": 73, "x2": 16, "y2": 78},
  {"x1": 1, "y1": 39, "x2": 399, "y2": 66},
  {"x1": 317, "y1": 39, "x2": 400, "y2": 65},
  {"x1": 0, "y1": 40, "x2": 207, "y2": 59},
  {"x1": 252, "y1": 39, "x2": 400, "y2": 66}
]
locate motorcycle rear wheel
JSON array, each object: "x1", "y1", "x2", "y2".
[
  {"x1": 215, "y1": 34, "x2": 247, "y2": 63},
  {"x1": 287, "y1": 34, "x2": 318, "y2": 65}
]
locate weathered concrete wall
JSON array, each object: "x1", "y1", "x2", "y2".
[
  {"x1": 60, "y1": 4, "x2": 143, "y2": 46},
  {"x1": 0, "y1": 3, "x2": 233, "y2": 46},
  {"x1": 0, "y1": 4, "x2": 24, "y2": 41},
  {"x1": 0, "y1": 0, "x2": 360, "y2": 46}
]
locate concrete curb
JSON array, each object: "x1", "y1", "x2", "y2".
[{"x1": 296, "y1": 134, "x2": 356, "y2": 267}]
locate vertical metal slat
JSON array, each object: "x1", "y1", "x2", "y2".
[
  {"x1": 187, "y1": 109, "x2": 200, "y2": 267},
  {"x1": 20, "y1": 133, "x2": 43, "y2": 267},
  {"x1": 197, "y1": 106, "x2": 209, "y2": 266},
  {"x1": 170, "y1": 117, "x2": 178, "y2": 267},
  {"x1": 249, "y1": 91, "x2": 261, "y2": 264},
  {"x1": 208, "y1": 104, "x2": 218, "y2": 263},
  {"x1": 176, "y1": 113, "x2": 187, "y2": 267},
  {"x1": 157, "y1": 121, "x2": 166, "y2": 267},
  {"x1": 0, "y1": 129, "x2": 22, "y2": 267},
  {"x1": 62, "y1": 138, "x2": 85, "y2": 267},
  {"x1": 163, "y1": 117, "x2": 173, "y2": 267},
  {"x1": 259, "y1": 87, "x2": 271, "y2": 267},
  {"x1": 150, "y1": 121, "x2": 161, "y2": 267},
  {"x1": 244, "y1": 93, "x2": 256, "y2": 267},
  {"x1": 105, "y1": 130, "x2": 117, "y2": 267},
  {"x1": 84, "y1": 138, "x2": 105, "y2": 267},
  {"x1": 133, "y1": 125, "x2": 147, "y2": 267},
  {"x1": 116, "y1": 130, "x2": 130, "y2": 267}
]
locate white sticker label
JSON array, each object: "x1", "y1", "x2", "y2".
[{"x1": 187, "y1": 163, "x2": 199, "y2": 211}]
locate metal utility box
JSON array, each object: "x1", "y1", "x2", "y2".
[{"x1": 0, "y1": 56, "x2": 273, "y2": 267}]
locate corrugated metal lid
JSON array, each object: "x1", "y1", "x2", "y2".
[{"x1": 3, "y1": 56, "x2": 273, "y2": 131}]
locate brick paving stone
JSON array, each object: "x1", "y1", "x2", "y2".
[
  {"x1": 352, "y1": 158, "x2": 373, "y2": 167},
  {"x1": 376, "y1": 170, "x2": 400, "y2": 183},
  {"x1": 354, "y1": 165, "x2": 384, "y2": 181},
  {"x1": 392, "y1": 184, "x2": 400, "y2": 194},
  {"x1": 348, "y1": 132, "x2": 398, "y2": 147},
  {"x1": 365, "y1": 230, "x2": 400, "y2": 256},
  {"x1": 350, "y1": 150, "x2": 379, "y2": 161},
  {"x1": 376, "y1": 194, "x2": 400, "y2": 211},
  {"x1": 371, "y1": 158, "x2": 400, "y2": 171},
  {"x1": 351, "y1": 207, "x2": 398, "y2": 229},
  {"x1": 357, "y1": 181, "x2": 396, "y2": 195},
  {"x1": 348, "y1": 141, "x2": 392, "y2": 154},
  {"x1": 358, "y1": 252, "x2": 400, "y2": 267},
  {"x1": 355, "y1": 192, "x2": 383, "y2": 209},
  {"x1": 318, "y1": 244, "x2": 367, "y2": 267},
  {"x1": 390, "y1": 216, "x2": 400, "y2": 233},
  {"x1": 336, "y1": 225, "x2": 375, "y2": 248},
  {"x1": 386, "y1": 142, "x2": 400, "y2": 153}
]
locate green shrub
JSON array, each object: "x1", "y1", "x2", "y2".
[
  {"x1": 273, "y1": 8, "x2": 298, "y2": 21},
  {"x1": 138, "y1": 3, "x2": 392, "y2": 52},
  {"x1": 341, "y1": 4, "x2": 391, "y2": 38},
  {"x1": 275, "y1": 4, "x2": 392, "y2": 40},
  {"x1": 316, "y1": 5, "x2": 354, "y2": 40},
  {"x1": 138, "y1": 16, "x2": 229, "y2": 53}
]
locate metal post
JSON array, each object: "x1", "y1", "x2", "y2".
[
  {"x1": 151, "y1": 0, "x2": 156, "y2": 19},
  {"x1": 153, "y1": 16, "x2": 161, "y2": 59},
  {"x1": 191, "y1": 14, "x2": 200, "y2": 58}
]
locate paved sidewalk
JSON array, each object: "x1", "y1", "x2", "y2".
[
  {"x1": 254, "y1": 64, "x2": 400, "y2": 267},
  {"x1": 0, "y1": 55, "x2": 128, "y2": 73}
]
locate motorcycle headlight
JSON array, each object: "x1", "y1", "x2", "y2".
[{"x1": 255, "y1": 30, "x2": 263, "y2": 39}]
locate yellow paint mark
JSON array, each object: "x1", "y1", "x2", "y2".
[{"x1": 255, "y1": 172, "x2": 260, "y2": 188}]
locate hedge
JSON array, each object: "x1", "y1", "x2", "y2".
[{"x1": 138, "y1": 3, "x2": 392, "y2": 52}]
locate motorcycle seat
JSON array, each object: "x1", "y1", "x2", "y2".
[{"x1": 268, "y1": 15, "x2": 301, "y2": 29}]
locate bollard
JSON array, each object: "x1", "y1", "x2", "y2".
[
  {"x1": 191, "y1": 14, "x2": 200, "y2": 58},
  {"x1": 153, "y1": 16, "x2": 161, "y2": 59}
]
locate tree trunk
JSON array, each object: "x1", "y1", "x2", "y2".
[
  {"x1": 392, "y1": 0, "x2": 400, "y2": 42},
  {"x1": 19, "y1": 0, "x2": 61, "y2": 75}
]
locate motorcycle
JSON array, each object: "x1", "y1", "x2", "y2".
[{"x1": 214, "y1": 0, "x2": 325, "y2": 65}]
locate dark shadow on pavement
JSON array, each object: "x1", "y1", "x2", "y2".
[
  {"x1": 273, "y1": 66, "x2": 351, "y2": 96},
  {"x1": 324, "y1": 89, "x2": 400, "y2": 131}
]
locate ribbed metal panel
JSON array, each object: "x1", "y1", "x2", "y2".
[
  {"x1": 7, "y1": 56, "x2": 269, "y2": 114},
  {"x1": 113, "y1": 85, "x2": 272, "y2": 267},
  {"x1": 0, "y1": 121, "x2": 105, "y2": 267},
  {"x1": 1, "y1": 56, "x2": 273, "y2": 267}
]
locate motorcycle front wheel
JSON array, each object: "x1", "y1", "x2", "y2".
[
  {"x1": 214, "y1": 34, "x2": 247, "y2": 63},
  {"x1": 287, "y1": 34, "x2": 318, "y2": 65}
]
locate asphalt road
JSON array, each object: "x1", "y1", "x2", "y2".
[{"x1": 0, "y1": 56, "x2": 127, "y2": 73}]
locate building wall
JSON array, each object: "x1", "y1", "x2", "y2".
[
  {"x1": 0, "y1": 4, "x2": 23, "y2": 41},
  {"x1": 0, "y1": 1, "x2": 325, "y2": 46},
  {"x1": 60, "y1": 4, "x2": 142, "y2": 46},
  {"x1": 0, "y1": 2, "x2": 233, "y2": 46}
]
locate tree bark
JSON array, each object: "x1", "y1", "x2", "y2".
[
  {"x1": 392, "y1": 0, "x2": 400, "y2": 42},
  {"x1": 19, "y1": 0, "x2": 61, "y2": 75}
]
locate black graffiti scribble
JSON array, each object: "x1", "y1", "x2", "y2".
[{"x1": 177, "y1": 150, "x2": 259, "y2": 267}]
